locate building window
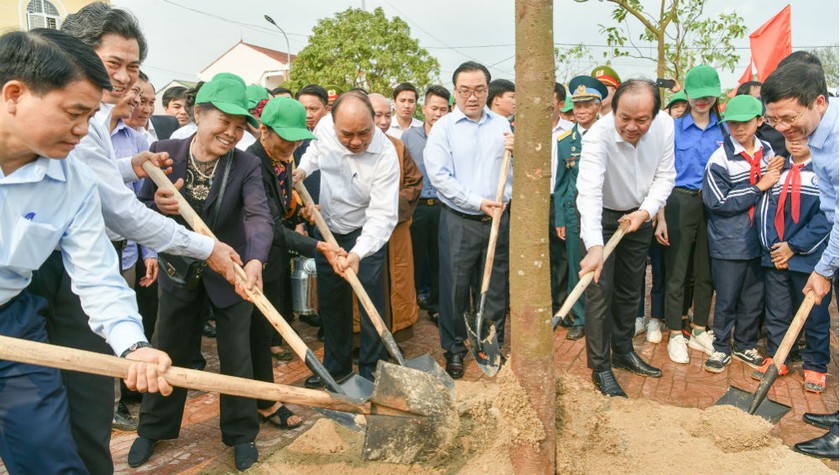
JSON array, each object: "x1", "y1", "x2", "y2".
[{"x1": 26, "y1": 0, "x2": 61, "y2": 30}]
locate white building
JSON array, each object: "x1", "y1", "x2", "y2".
[{"x1": 198, "y1": 41, "x2": 295, "y2": 90}]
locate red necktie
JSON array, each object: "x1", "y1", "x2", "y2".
[
  {"x1": 775, "y1": 163, "x2": 803, "y2": 240},
  {"x1": 740, "y1": 147, "x2": 764, "y2": 225}
]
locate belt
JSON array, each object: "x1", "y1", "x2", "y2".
[
  {"x1": 603, "y1": 207, "x2": 638, "y2": 214},
  {"x1": 674, "y1": 187, "x2": 702, "y2": 196},
  {"x1": 442, "y1": 204, "x2": 492, "y2": 223},
  {"x1": 419, "y1": 198, "x2": 440, "y2": 206}
]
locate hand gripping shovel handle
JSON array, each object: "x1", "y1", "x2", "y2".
[
  {"x1": 141, "y1": 162, "x2": 346, "y2": 394},
  {"x1": 552, "y1": 221, "x2": 629, "y2": 330},
  {"x1": 749, "y1": 291, "x2": 816, "y2": 414},
  {"x1": 0, "y1": 335, "x2": 371, "y2": 415},
  {"x1": 293, "y1": 180, "x2": 407, "y2": 366}
]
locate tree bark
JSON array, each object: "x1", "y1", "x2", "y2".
[{"x1": 510, "y1": 1, "x2": 555, "y2": 474}]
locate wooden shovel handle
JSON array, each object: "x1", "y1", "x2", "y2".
[
  {"x1": 0, "y1": 335, "x2": 370, "y2": 414},
  {"x1": 772, "y1": 291, "x2": 815, "y2": 370},
  {"x1": 141, "y1": 162, "x2": 310, "y2": 360},
  {"x1": 479, "y1": 150, "x2": 512, "y2": 294}
]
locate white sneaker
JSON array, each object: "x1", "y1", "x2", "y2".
[
  {"x1": 646, "y1": 319, "x2": 662, "y2": 343},
  {"x1": 688, "y1": 330, "x2": 715, "y2": 356},
  {"x1": 634, "y1": 317, "x2": 645, "y2": 336},
  {"x1": 668, "y1": 334, "x2": 689, "y2": 363}
]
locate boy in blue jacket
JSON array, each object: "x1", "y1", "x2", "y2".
[
  {"x1": 754, "y1": 137, "x2": 832, "y2": 392},
  {"x1": 701, "y1": 95, "x2": 783, "y2": 373}
]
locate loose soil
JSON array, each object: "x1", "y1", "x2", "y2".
[{"x1": 244, "y1": 367, "x2": 833, "y2": 475}]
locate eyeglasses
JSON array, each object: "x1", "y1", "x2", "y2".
[
  {"x1": 455, "y1": 88, "x2": 488, "y2": 98},
  {"x1": 764, "y1": 104, "x2": 810, "y2": 128}
]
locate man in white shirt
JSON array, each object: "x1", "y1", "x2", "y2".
[
  {"x1": 295, "y1": 91, "x2": 400, "y2": 384},
  {"x1": 576, "y1": 79, "x2": 676, "y2": 397},
  {"x1": 388, "y1": 82, "x2": 423, "y2": 139}
]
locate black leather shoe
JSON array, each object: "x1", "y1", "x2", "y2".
[
  {"x1": 591, "y1": 370, "x2": 627, "y2": 398},
  {"x1": 558, "y1": 315, "x2": 574, "y2": 328},
  {"x1": 300, "y1": 314, "x2": 321, "y2": 327},
  {"x1": 445, "y1": 353, "x2": 465, "y2": 379},
  {"x1": 612, "y1": 351, "x2": 662, "y2": 378},
  {"x1": 794, "y1": 430, "x2": 839, "y2": 460},
  {"x1": 804, "y1": 411, "x2": 840, "y2": 430},
  {"x1": 202, "y1": 322, "x2": 216, "y2": 338},
  {"x1": 304, "y1": 371, "x2": 353, "y2": 389},
  {"x1": 127, "y1": 437, "x2": 156, "y2": 467},
  {"x1": 234, "y1": 441, "x2": 259, "y2": 471},
  {"x1": 566, "y1": 326, "x2": 585, "y2": 341}
]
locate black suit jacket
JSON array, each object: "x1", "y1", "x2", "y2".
[
  {"x1": 149, "y1": 115, "x2": 180, "y2": 140},
  {"x1": 247, "y1": 140, "x2": 318, "y2": 283},
  {"x1": 139, "y1": 138, "x2": 274, "y2": 308}
]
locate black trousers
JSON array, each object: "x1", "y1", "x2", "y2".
[
  {"x1": 710, "y1": 258, "x2": 763, "y2": 355},
  {"x1": 28, "y1": 251, "x2": 114, "y2": 475},
  {"x1": 134, "y1": 257, "x2": 159, "y2": 341},
  {"x1": 410, "y1": 202, "x2": 441, "y2": 312},
  {"x1": 584, "y1": 210, "x2": 653, "y2": 372},
  {"x1": 438, "y1": 207, "x2": 510, "y2": 357},
  {"x1": 663, "y1": 190, "x2": 712, "y2": 330},
  {"x1": 549, "y1": 198, "x2": 568, "y2": 314},
  {"x1": 250, "y1": 276, "x2": 284, "y2": 409},
  {"x1": 315, "y1": 228, "x2": 388, "y2": 380},
  {"x1": 138, "y1": 286, "x2": 258, "y2": 446}
]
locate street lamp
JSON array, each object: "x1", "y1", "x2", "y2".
[{"x1": 264, "y1": 14, "x2": 292, "y2": 81}]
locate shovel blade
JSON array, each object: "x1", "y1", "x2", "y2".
[
  {"x1": 715, "y1": 386, "x2": 791, "y2": 424},
  {"x1": 464, "y1": 310, "x2": 501, "y2": 377},
  {"x1": 405, "y1": 353, "x2": 455, "y2": 392},
  {"x1": 363, "y1": 361, "x2": 459, "y2": 463}
]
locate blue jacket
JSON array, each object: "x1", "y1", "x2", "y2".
[
  {"x1": 757, "y1": 158, "x2": 831, "y2": 274},
  {"x1": 674, "y1": 113, "x2": 725, "y2": 189},
  {"x1": 702, "y1": 135, "x2": 774, "y2": 260}
]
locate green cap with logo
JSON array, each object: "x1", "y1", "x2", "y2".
[
  {"x1": 195, "y1": 72, "x2": 258, "y2": 128},
  {"x1": 260, "y1": 97, "x2": 316, "y2": 141},
  {"x1": 245, "y1": 84, "x2": 270, "y2": 110},
  {"x1": 721, "y1": 95, "x2": 763, "y2": 123},
  {"x1": 684, "y1": 65, "x2": 721, "y2": 99},
  {"x1": 666, "y1": 90, "x2": 688, "y2": 109}
]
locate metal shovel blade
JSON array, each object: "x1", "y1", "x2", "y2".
[
  {"x1": 464, "y1": 309, "x2": 501, "y2": 377},
  {"x1": 405, "y1": 353, "x2": 456, "y2": 391},
  {"x1": 715, "y1": 385, "x2": 791, "y2": 424},
  {"x1": 362, "y1": 361, "x2": 459, "y2": 463}
]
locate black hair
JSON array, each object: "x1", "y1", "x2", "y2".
[
  {"x1": 295, "y1": 84, "x2": 329, "y2": 106},
  {"x1": 487, "y1": 79, "x2": 515, "y2": 107},
  {"x1": 331, "y1": 90, "x2": 375, "y2": 120},
  {"x1": 0, "y1": 29, "x2": 111, "y2": 95},
  {"x1": 611, "y1": 79, "x2": 661, "y2": 118},
  {"x1": 271, "y1": 86, "x2": 292, "y2": 96},
  {"x1": 61, "y1": 2, "x2": 147, "y2": 62},
  {"x1": 762, "y1": 62, "x2": 828, "y2": 107},
  {"x1": 735, "y1": 80, "x2": 762, "y2": 97},
  {"x1": 452, "y1": 61, "x2": 491, "y2": 87},
  {"x1": 138, "y1": 70, "x2": 149, "y2": 82},
  {"x1": 349, "y1": 87, "x2": 369, "y2": 95},
  {"x1": 425, "y1": 85, "x2": 450, "y2": 103},
  {"x1": 554, "y1": 82, "x2": 566, "y2": 103},
  {"x1": 392, "y1": 82, "x2": 418, "y2": 101},
  {"x1": 184, "y1": 81, "x2": 204, "y2": 121},
  {"x1": 777, "y1": 50, "x2": 824, "y2": 70},
  {"x1": 162, "y1": 86, "x2": 187, "y2": 107}
]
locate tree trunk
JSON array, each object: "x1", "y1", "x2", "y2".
[
  {"x1": 510, "y1": 1, "x2": 555, "y2": 474},
  {"x1": 657, "y1": 31, "x2": 666, "y2": 103}
]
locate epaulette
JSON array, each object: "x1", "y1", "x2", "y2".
[{"x1": 557, "y1": 129, "x2": 573, "y2": 142}]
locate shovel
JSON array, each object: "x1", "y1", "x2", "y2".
[
  {"x1": 0, "y1": 335, "x2": 457, "y2": 463},
  {"x1": 293, "y1": 180, "x2": 455, "y2": 393},
  {"x1": 463, "y1": 149, "x2": 512, "y2": 377},
  {"x1": 551, "y1": 221, "x2": 628, "y2": 330},
  {"x1": 715, "y1": 292, "x2": 815, "y2": 424},
  {"x1": 141, "y1": 162, "x2": 372, "y2": 400}
]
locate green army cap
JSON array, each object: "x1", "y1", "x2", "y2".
[
  {"x1": 721, "y1": 95, "x2": 763, "y2": 123},
  {"x1": 666, "y1": 90, "x2": 688, "y2": 109},
  {"x1": 569, "y1": 75, "x2": 608, "y2": 102},
  {"x1": 260, "y1": 97, "x2": 316, "y2": 141},
  {"x1": 196, "y1": 73, "x2": 258, "y2": 128},
  {"x1": 245, "y1": 84, "x2": 270, "y2": 110},
  {"x1": 591, "y1": 65, "x2": 621, "y2": 88},
  {"x1": 684, "y1": 65, "x2": 721, "y2": 99}
]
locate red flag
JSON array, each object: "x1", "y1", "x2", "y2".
[
  {"x1": 730, "y1": 61, "x2": 754, "y2": 97},
  {"x1": 749, "y1": 5, "x2": 792, "y2": 82}
]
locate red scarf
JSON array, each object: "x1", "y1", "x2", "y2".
[
  {"x1": 740, "y1": 147, "x2": 763, "y2": 225},
  {"x1": 775, "y1": 163, "x2": 804, "y2": 240}
]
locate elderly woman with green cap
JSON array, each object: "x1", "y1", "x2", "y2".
[
  {"x1": 245, "y1": 97, "x2": 345, "y2": 430},
  {"x1": 130, "y1": 72, "x2": 273, "y2": 471}
]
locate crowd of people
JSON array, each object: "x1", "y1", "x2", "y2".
[{"x1": 0, "y1": 2, "x2": 837, "y2": 473}]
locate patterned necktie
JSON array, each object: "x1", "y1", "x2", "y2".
[
  {"x1": 774, "y1": 163, "x2": 804, "y2": 240},
  {"x1": 740, "y1": 146, "x2": 764, "y2": 225}
]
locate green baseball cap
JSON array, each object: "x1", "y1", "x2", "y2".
[
  {"x1": 684, "y1": 65, "x2": 721, "y2": 99},
  {"x1": 561, "y1": 98, "x2": 573, "y2": 113},
  {"x1": 666, "y1": 90, "x2": 688, "y2": 108},
  {"x1": 721, "y1": 95, "x2": 763, "y2": 123},
  {"x1": 260, "y1": 97, "x2": 316, "y2": 141},
  {"x1": 195, "y1": 73, "x2": 258, "y2": 128},
  {"x1": 246, "y1": 84, "x2": 270, "y2": 110}
]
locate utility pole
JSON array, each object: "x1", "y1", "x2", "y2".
[{"x1": 264, "y1": 14, "x2": 292, "y2": 81}]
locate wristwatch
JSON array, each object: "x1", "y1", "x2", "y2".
[{"x1": 120, "y1": 341, "x2": 152, "y2": 358}]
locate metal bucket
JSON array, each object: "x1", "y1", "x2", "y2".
[{"x1": 291, "y1": 256, "x2": 317, "y2": 316}]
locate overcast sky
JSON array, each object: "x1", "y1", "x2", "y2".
[{"x1": 114, "y1": 0, "x2": 839, "y2": 92}]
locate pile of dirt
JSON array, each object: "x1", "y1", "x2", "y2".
[{"x1": 246, "y1": 368, "x2": 833, "y2": 475}]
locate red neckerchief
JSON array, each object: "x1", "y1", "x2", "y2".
[
  {"x1": 740, "y1": 146, "x2": 763, "y2": 225},
  {"x1": 775, "y1": 162, "x2": 804, "y2": 240}
]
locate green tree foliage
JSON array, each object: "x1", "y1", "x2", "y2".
[
  {"x1": 554, "y1": 43, "x2": 597, "y2": 83},
  {"x1": 289, "y1": 7, "x2": 440, "y2": 94},
  {"x1": 810, "y1": 45, "x2": 839, "y2": 90}
]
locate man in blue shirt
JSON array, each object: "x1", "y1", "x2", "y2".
[
  {"x1": 0, "y1": 28, "x2": 173, "y2": 475},
  {"x1": 763, "y1": 59, "x2": 839, "y2": 461},
  {"x1": 424, "y1": 61, "x2": 513, "y2": 378}
]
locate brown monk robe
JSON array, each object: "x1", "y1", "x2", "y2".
[{"x1": 353, "y1": 136, "x2": 422, "y2": 334}]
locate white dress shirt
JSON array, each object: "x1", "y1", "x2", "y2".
[
  {"x1": 551, "y1": 117, "x2": 575, "y2": 192},
  {"x1": 387, "y1": 116, "x2": 423, "y2": 140},
  {"x1": 170, "y1": 122, "x2": 197, "y2": 140},
  {"x1": 577, "y1": 110, "x2": 676, "y2": 249},
  {"x1": 236, "y1": 130, "x2": 257, "y2": 151},
  {"x1": 298, "y1": 115, "x2": 400, "y2": 260}
]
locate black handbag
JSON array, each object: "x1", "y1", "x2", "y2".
[{"x1": 158, "y1": 151, "x2": 233, "y2": 289}]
